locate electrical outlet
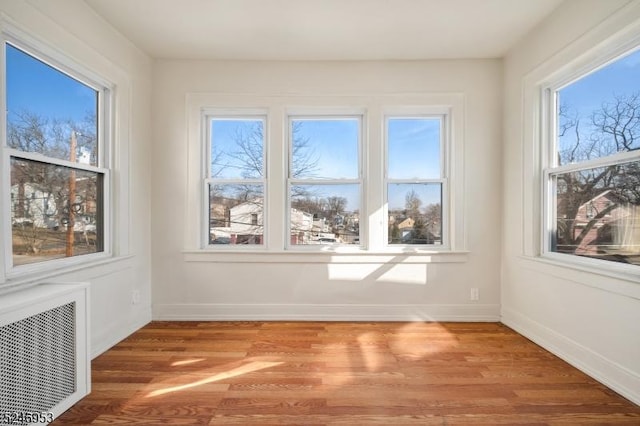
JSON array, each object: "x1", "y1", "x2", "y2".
[
  {"x1": 470, "y1": 288, "x2": 479, "y2": 301},
  {"x1": 131, "y1": 289, "x2": 141, "y2": 305}
]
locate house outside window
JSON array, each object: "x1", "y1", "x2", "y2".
[
  {"x1": 544, "y1": 47, "x2": 640, "y2": 266},
  {"x1": 3, "y1": 41, "x2": 110, "y2": 270},
  {"x1": 386, "y1": 117, "x2": 445, "y2": 246}
]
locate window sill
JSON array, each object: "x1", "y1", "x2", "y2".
[
  {"x1": 518, "y1": 254, "x2": 640, "y2": 300},
  {"x1": 183, "y1": 249, "x2": 469, "y2": 264}
]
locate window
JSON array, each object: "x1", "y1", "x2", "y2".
[
  {"x1": 386, "y1": 117, "x2": 444, "y2": 246},
  {"x1": 190, "y1": 95, "x2": 464, "y2": 256},
  {"x1": 4, "y1": 42, "x2": 109, "y2": 269},
  {"x1": 207, "y1": 116, "x2": 266, "y2": 246},
  {"x1": 544, "y1": 47, "x2": 640, "y2": 266},
  {"x1": 287, "y1": 117, "x2": 362, "y2": 246}
]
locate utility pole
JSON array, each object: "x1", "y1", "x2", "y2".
[{"x1": 65, "y1": 131, "x2": 77, "y2": 257}]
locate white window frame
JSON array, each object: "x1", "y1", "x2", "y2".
[
  {"x1": 202, "y1": 111, "x2": 268, "y2": 250},
  {"x1": 1, "y1": 31, "x2": 113, "y2": 280},
  {"x1": 384, "y1": 114, "x2": 449, "y2": 249},
  {"x1": 185, "y1": 94, "x2": 466, "y2": 262},
  {"x1": 285, "y1": 113, "x2": 364, "y2": 251},
  {"x1": 540, "y1": 45, "x2": 640, "y2": 272}
]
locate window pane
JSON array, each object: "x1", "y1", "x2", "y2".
[
  {"x1": 388, "y1": 183, "x2": 442, "y2": 245},
  {"x1": 290, "y1": 184, "x2": 360, "y2": 245},
  {"x1": 291, "y1": 119, "x2": 359, "y2": 179},
  {"x1": 388, "y1": 118, "x2": 441, "y2": 179},
  {"x1": 11, "y1": 157, "x2": 103, "y2": 266},
  {"x1": 553, "y1": 161, "x2": 640, "y2": 265},
  {"x1": 211, "y1": 119, "x2": 264, "y2": 179},
  {"x1": 6, "y1": 44, "x2": 98, "y2": 166},
  {"x1": 209, "y1": 184, "x2": 264, "y2": 245},
  {"x1": 556, "y1": 49, "x2": 640, "y2": 165}
]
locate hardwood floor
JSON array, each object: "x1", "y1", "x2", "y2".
[{"x1": 53, "y1": 321, "x2": 640, "y2": 425}]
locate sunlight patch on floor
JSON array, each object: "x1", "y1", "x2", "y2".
[
  {"x1": 145, "y1": 360, "x2": 283, "y2": 397},
  {"x1": 357, "y1": 332, "x2": 385, "y2": 372},
  {"x1": 389, "y1": 322, "x2": 457, "y2": 358},
  {"x1": 318, "y1": 341, "x2": 353, "y2": 385},
  {"x1": 170, "y1": 358, "x2": 206, "y2": 367}
]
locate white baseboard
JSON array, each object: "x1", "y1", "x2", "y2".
[
  {"x1": 91, "y1": 306, "x2": 151, "y2": 358},
  {"x1": 502, "y1": 307, "x2": 640, "y2": 406},
  {"x1": 153, "y1": 303, "x2": 500, "y2": 322}
]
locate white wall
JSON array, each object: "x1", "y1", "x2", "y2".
[
  {"x1": 151, "y1": 59, "x2": 503, "y2": 321},
  {"x1": 502, "y1": 0, "x2": 640, "y2": 405},
  {"x1": 0, "y1": 0, "x2": 153, "y2": 357}
]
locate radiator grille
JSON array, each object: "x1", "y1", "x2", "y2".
[{"x1": 0, "y1": 302, "x2": 76, "y2": 424}]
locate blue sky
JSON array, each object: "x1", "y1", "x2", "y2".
[
  {"x1": 558, "y1": 47, "x2": 640, "y2": 157},
  {"x1": 6, "y1": 44, "x2": 96, "y2": 125},
  {"x1": 388, "y1": 118, "x2": 440, "y2": 180},
  {"x1": 292, "y1": 118, "x2": 359, "y2": 179},
  {"x1": 559, "y1": 48, "x2": 640, "y2": 116}
]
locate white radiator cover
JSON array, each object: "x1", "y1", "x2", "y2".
[{"x1": 0, "y1": 283, "x2": 90, "y2": 425}]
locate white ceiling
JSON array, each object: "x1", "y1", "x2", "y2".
[{"x1": 85, "y1": 0, "x2": 565, "y2": 61}]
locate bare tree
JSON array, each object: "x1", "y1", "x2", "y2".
[
  {"x1": 326, "y1": 196, "x2": 347, "y2": 218},
  {"x1": 221, "y1": 124, "x2": 264, "y2": 179},
  {"x1": 291, "y1": 196, "x2": 325, "y2": 216},
  {"x1": 405, "y1": 189, "x2": 422, "y2": 214},
  {"x1": 211, "y1": 121, "x2": 319, "y2": 204},
  {"x1": 212, "y1": 121, "x2": 318, "y2": 180},
  {"x1": 290, "y1": 122, "x2": 320, "y2": 179},
  {"x1": 398, "y1": 189, "x2": 433, "y2": 244},
  {"x1": 592, "y1": 92, "x2": 640, "y2": 153}
]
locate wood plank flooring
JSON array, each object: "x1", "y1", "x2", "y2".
[{"x1": 53, "y1": 322, "x2": 640, "y2": 425}]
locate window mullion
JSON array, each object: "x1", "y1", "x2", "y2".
[
  {"x1": 289, "y1": 179, "x2": 361, "y2": 185},
  {"x1": 387, "y1": 178, "x2": 444, "y2": 185},
  {"x1": 208, "y1": 178, "x2": 266, "y2": 185}
]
